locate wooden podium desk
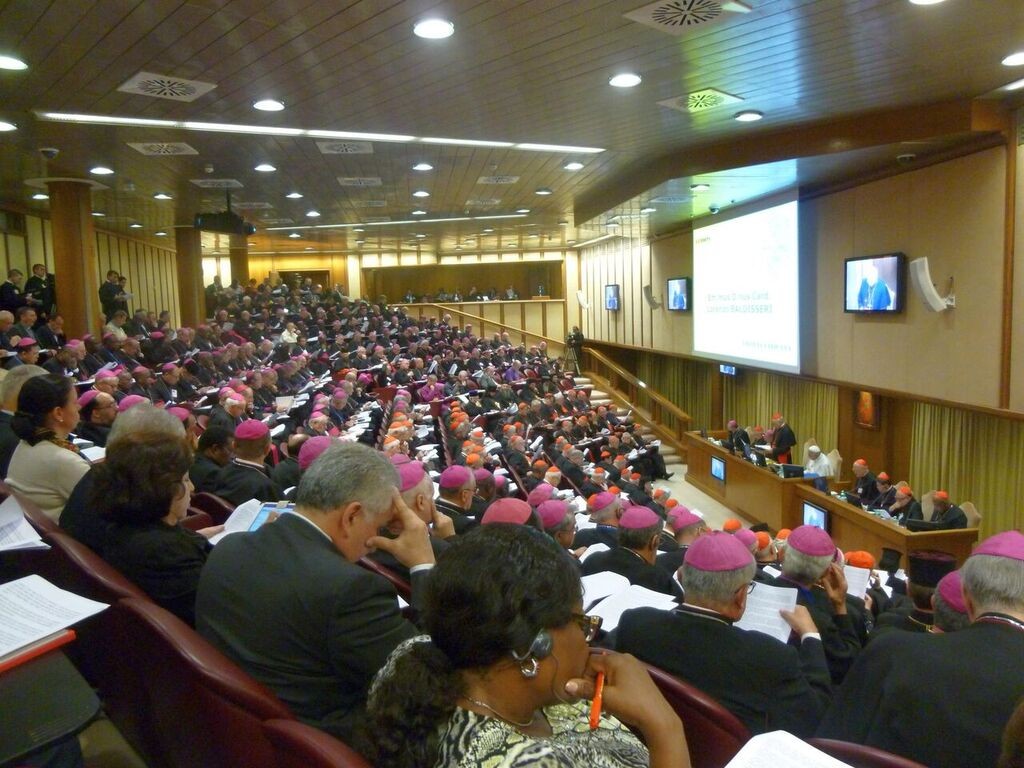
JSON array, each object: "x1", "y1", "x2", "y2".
[
  {"x1": 683, "y1": 431, "x2": 811, "y2": 531},
  {"x1": 794, "y1": 486, "x2": 979, "y2": 566}
]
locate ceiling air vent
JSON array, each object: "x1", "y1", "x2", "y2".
[
  {"x1": 337, "y1": 177, "x2": 382, "y2": 187},
  {"x1": 650, "y1": 195, "x2": 691, "y2": 204},
  {"x1": 127, "y1": 141, "x2": 198, "y2": 155},
  {"x1": 118, "y1": 71, "x2": 217, "y2": 102},
  {"x1": 190, "y1": 178, "x2": 243, "y2": 189},
  {"x1": 465, "y1": 198, "x2": 502, "y2": 206},
  {"x1": 363, "y1": 216, "x2": 391, "y2": 223},
  {"x1": 624, "y1": 0, "x2": 751, "y2": 36},
  {"x1": 356, "y1": 200, "x2": 388, "y2": 207},
  {"x1": 231, "y1": 201, "x2": 274, "y2": 210},
  {"x1": 477, "y1": 176, "x2": 519, "y2": 185},
  {"x1": 259, "y1": 217, "x2": 294, "y2": 225},
  {"x1": 316, "y1": 140, "x2": 373, "y2": 155},
  {"x1": 658, "y1": 88, "x2": 742, "y2": 114}
]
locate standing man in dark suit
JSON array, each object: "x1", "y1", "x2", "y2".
[
  {"x1": 768, "y1": 412, "x2": 796, "y2": 464},
  {"x1": 24, "y1": 263, "x2": 55, "y2": 321},
  {"x1": 616, "y1": 531, "x2": 833, "y2": 737},
  {"x1": 0, "y1": 269, "x2": 31, "y2": 314},
  {"x1": 99, "y1": 270, "x2": 124, "y2": 321},
  {"x1": 196, "y1": 443, "x2": 434, "y2": 742},
  {"x1": 817, "y1": 531, "x2": 1024, "y2": 768}
]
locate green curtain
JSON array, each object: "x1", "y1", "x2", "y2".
[
  {"x1": 635, "y1": 355, "x2": 714, "y2": 430},
  {"x1": 909, "y1": 402, "x2": 1024, "y2": 537},
  {"x1": 723, "y1": 372, "x2": 839, "y2": 457}
]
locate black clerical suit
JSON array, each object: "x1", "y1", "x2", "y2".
[
  {"x1": 906, "y1": 503, "x2": 968, "y2": 530},
  {"x1": 213, "y1": 459, "x2": 282, "y2": 507},
  {"x1": 196, "y1": 513, "x2": 425, "y2": 742},
  {"x1": 817, "y1": 616, "x2": 1024, "y2": 768},
  {"x1": 572, "y1": 524, "x2": 619, "y2": 550},
  {"x1": 270, "y1": 456, "x2": 302, "y2": 493},
  {"x1": 581, "y1": 547, "x2": 682, "y2": 598},
  {"x1": 853, "y1": 471, "x2": 880, "y2": 506},
  {"x1": 435, "y1": 497, "x2": 477, "y2": 535},
  {"x1": 189, "y1": 454, "x2": 225, "y2": 494},
  {"x1": 75, "y1": 421, "x2": 111, "y2": 447},
  {"x1": 0, "y1": 411, "x2": 19, "y2": 477},
  {"x1": 615, "y1": 604, "x2": 832, "y2": 737}
]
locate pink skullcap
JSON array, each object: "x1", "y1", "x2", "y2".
[
  {"x1": 235, "y1": 420, "x2": 269, "y2": 440},
  {"x1": 619, "y1": 506, "x2": 661, "y2": 530},
  {"x1": 298, "y1": 436, "x2": 333, "y2": 472},
  {"x1": 685, "y1": 531, "x2": 756, "y2": 571},
  {"x1": 65, "y1": 340, "x2": 82, "y2": 349},
  {"x1": 167, "y1": 406, "x2": 191, "y2": 423},
  {"x1": 357, "y1": 373, "x2": 372, "y2": 384},
  {"x1": 397, "y1": 460, "x2": 427, "y2": 492},
  {"x1": 473, "y1": 468, "x2": 493, "y2": 484},
  {"x1": 81, "y1": 334, "x2": 93, "y2": 342},
  {"x1": 390, "y1": 453, "x2": 411, "y2": 466},
  {"x1": 439, "y1": 464, "x2": 472, "y2": 489},
  {"x1": 150, "y1": 331, "x2": 164, "y2": 339},
  {"x1": 161, "y1": 363, "x2": 177, "y2": 372},
  {"x1": 734, "y1": 528, "x2": 757, "y2": 551},
  {"x1": 102, "y1": 332, "x2": 115, "y2": 341},
  {"x1": 669, "y1": 506, "x2": 702, "y2": 531},
  {"x1": 936, "y1": 571, "x2": 967, "y2": 613},
  {"x1": 727, "y1": 419, "x2": 738, "y2": 429},
  {"x1": 481, "y1": 498, "x2": 533, "y2": 526},
  {"x1": 16, "y1": 337, "x2": 37, "y2": 349},
  {"x1": 117, "y1": 394, "x2": 148, "y2": 412},
  {"x1": 493, "y1": 474, "x2": 507, "y2": 489},
  {"x1": 526, "y1": 483, "x2": 556, "y2": 508},
  {"x1": 972, "y1": 530, "x2": 1024, "y2": 562},
  {"x1": 219, "y1": 387, "x2": 238, "y2": 399},
  {"x1": 397, "y1": 388, "x2": 411, "y2": 398},
  {"x1": 77, "y1": 390, "x2": 99, "y2": 407},
  {"x1": 588, "y1": 491, "x2": 618, "y2": 512},
  {"x1": 131, "y1": 365, "x2": 148, "y2": 375},
  {"x1": 332, "y1": 388, "x2": 346, "y2": 398},
  {"x1": 95, "y1": 369, "x2": 117, "y2": 380},
  {"x1": 111, "y1": 366, "x2": 125, "y2": 375},
  {"x1": 788, "y1": 525, "x2": 837, "y2": 557},
  {"x1": 538, "y1": 499, "x2": 571, "y2": 530}
]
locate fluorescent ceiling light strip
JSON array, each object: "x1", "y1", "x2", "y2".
[
  {"x1": 36, "y1": 111, "x2": 604, "y2": 153},
  {"x1": 265, "y1": 213, "x2": 526, "y2": 232},
  {"x1": 573, "y1": 233, "x2": 617, "y2": 248}
]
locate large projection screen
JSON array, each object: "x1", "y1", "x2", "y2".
[{"x1": 692, "y1": 199, "x2": 800, "y2": 374}]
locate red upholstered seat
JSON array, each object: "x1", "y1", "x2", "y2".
[
  {"x1": 7, "y1": 485, "x2": 60, "y2": 535},
  {"x1": 181, "y1": 510, "x2": 214, "y2": 531},
  {"x1": 105, "y1": 597, "x2": 294, "y2": 768},
  {"x1": 263, "y1": 718, "x2": 372, "y2": 768},
  {"x1": 189, "y1": 491, "x2": 236, "y2": 524},
  {"x1": 807, "y1": 738, "x2": 930, "y2": 768},
  {"x1": 643, "y1": 663, "x2": 751, "y2": 768}
]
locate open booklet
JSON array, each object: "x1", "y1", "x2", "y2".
[
  {"x1": 588, "y1": 584, "x2": 678, "y2": 632},
  {"x1": 734, "y1": 582, "x2": 798, "y2": 644},
  {"x1": 724, "y1": 729, "x2": 856, "y2": 767},
  {"x1": 208, "y1": 499, "x2": 295, "y2": 545},
  {"x1": 0, "y1": 494, "x2": 48, "y2": 552}
]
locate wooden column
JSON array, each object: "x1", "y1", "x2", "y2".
[
  {"x1": 175, "y1": 226, "x2": 205, "y2": 326},
  {"x1": 47, "y1": 180, "x2": 100, "y2": 339},
  {"x1": 229, "y1": 234, "x2": 249, "y2": 286}
]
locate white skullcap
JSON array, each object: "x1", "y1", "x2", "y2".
[{"x1": 808, "y1": 445, "x2": 820, "y2": 454}]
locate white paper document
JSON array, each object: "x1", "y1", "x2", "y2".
[
  {"x1": 725, "y1": 729, "x2": 854, "y2": 768},
  {"x1": 0, "y1": 575, "x2": 108, "y2": 659},
  {"x1": 581, "y1": 572, "x2": 630, "y2": 610},
  {"x1": 843, "y1": 565, "x2": 871, "y2": 599},
  {"x1": 81, "y1": 446, "x2": 106, "y2": 463},
  {"x1": 577, "y1": 542, "x2": 610, "y2": 562},
  {"x1": 209, "y1": 500, "x2": 293, "y2": 545},
  {"x1": 761, "y1": 565, "x2": 782, "y2": 579},
  {"x1": 734, "y1": 582, "x2": 798, "y2": 644},
  {"x1": 0, "y1": 495, "x2": 48, "y2": 552},
  {"x1": 589, "y1": 584, "x2": 678, "y2": 632}
]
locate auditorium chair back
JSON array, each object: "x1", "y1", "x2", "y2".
[
  {"x1": 807, "y1": 738, "x2": 929, "y2": 768},
  {"x1": 106, "y1": 597, "x2": 295, "y2": 768},
  {"x1": 961, "y1": 501, "x2": 981, "y2": 528},
  {"x1": 3, "y1": 484, "x2": 60, "y2": 535},
  {"x1": 357, "y1": 556, "x2": 413, "y2": 603},
  {"x1": 181, "y1": 510, "x2": 215, "y2": 531},
  {"x1": 263, "y1": 718, "x2": 372, "y2": 768},
  {"x1": 189, "y1": 491, "x2": 237, "y2": 524},
  {"x1": 643, "y1": 663, "x2": 750, "y2": 768}
]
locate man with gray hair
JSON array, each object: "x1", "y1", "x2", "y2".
[
  {"x1": 818, "y1": 530, "x2": 1024, "y2": 768},
  {"x1": 0, "y1": 363, "x2": 45, "y2": 475},
  {"x1": 616, "y1": 531, "x2": 831, "y2": 736},
  {"x1": 196, "y1": 443, "x2": 434, "y2": 742}
]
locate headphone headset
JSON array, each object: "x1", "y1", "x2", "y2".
[{"x1": 510, "y1": 628, "x2": 553, "y2": 664}]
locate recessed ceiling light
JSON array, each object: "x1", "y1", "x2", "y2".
[
  {"x1": 92, "y1": 211, "x2": 106, "y2": 217},
  {"x1": 415, "y1": 233, "x2": 427, "y2": 239},
  {"x1": 482, "y1": 228, "x2": 494, "y2": 233},
  {"x1": 535, "y1": 187, "x2": 553, "y2": 196},
  {"x1": 609, "y1": 73, "x2": 642, "y2": 88},
  {"x1": 413, "y1": 18, "x2": 455, "y2": 39},
  {"x1": 153, "y1": 192, "x2": 172, "y2": 200},
  {"x1": 288, "y1": 232, "x2": 301, "y2": 238},
  {"x1": 516, "y1": 208, "x2": 531, "y2": 214},
  {"x1": 286, "y1": 191, "x2": 304, "y2": 199},
  {"x1": 734, "y1": 110, "x2": 764, "y2": 122},
  {"x1": 129, "y1": 222, "x2": 142, "y2": 228},
  {"x1": 0, "y1": 121, "x2": 16, "y2": 132},
  {"x1": 253, "y1": 99, "x2": 285, "y2": 111},
  {"x1": 455, "y1": 246, "x2": 463, "y2": 251},
  {"x1": 0, "y1": 55, "x2": 27, "y2": 70},
  {"x1": 1007, "y1": 77, "x2": 1024, "y2": 91},
  {"x1": 305, "y1": 246, "x2": 314, "y2": 250},
  {"x1": 154, "y1": 230, "x2": 167, "y2": 237},
  {"x1": 690, "y1": 183, "x2": 711, "y2": 191},
  {"x1": 412, "y1": 162, "x2": 433, "y2": 171},
  {"x1": 563, "y1": 162, "x2": 584, "y2": 171},
  {"x1": 412, "y1": 190, "x2": 430, "y2": 198},
  {"x1": 1003, "y1": 51, "x2": 1024, "y2": 67},
  {"x1": 90, "y1": 166, "x2": 114, "y2": 175},
  {"x1": 412, "y1": 210, "x2": 427, "y2": 215},
  {"x1": 530, "y1": 233, "x2": 540, "y2": 238},
  {"x1": 353, "y1": 227, "x2": 365, "y2": 232},
  {"x1": 306, "y1": 210, "x2": 321, "y2": 218},
  {"x1": 355, "y1": 239, "x2": 365, "y2": 245},
  {"x1": 31, "y1": 193, "x2": 48, "y2": 200},
  {"x1": 558, "y1": 220, "x2": 568, "y2": 226},
  {"x1": 254, "y1": 163, "x2": 276, "y2": 172},
  {"x1": 605, "y1": 221, "x2": 619, "y2": 228},
  {"x1": 908, "y1": 0, "x2": 946, "y2": 4},
  {"x1": 567, "y1": 239, "x2": 577, "y2": 245}
]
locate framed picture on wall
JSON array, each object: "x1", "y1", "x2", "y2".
[{"x1": 855, "y1": 390, "x2": 880, "y2": 430}]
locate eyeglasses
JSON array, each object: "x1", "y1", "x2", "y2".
[{"x1": 571, "y1": 612, "x2": 603, "y2": 642}]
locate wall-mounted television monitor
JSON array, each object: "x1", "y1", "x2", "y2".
[
  {"x1": 666, "y1": 277, "x2": 690, "y2": 311},
  {"x1": 604, "y1": 284, "x2": 620, "y2": 311},
  {"x1": 802, "y1": 501, "x2": 828, "y2": 530},
  {"x1": 710, "y1": 456, "x2": 726, "y2": 482},
  {"x1": 844, "y1": 252, "x2": 905, "y2": 313}
]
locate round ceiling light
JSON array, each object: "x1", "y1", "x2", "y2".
[
  {"x1": 254, "y1": 163, "x2": 276, "y2": 172},
  {"x1": 734, "y1": 110, "x2": 764, "y2": 122},
  {"x1": 690, "y1": 183, "x2": 710, "y2": 191},
  {"x1": 412, "y1": 209, "x2": 427, "y2": 215},
  {"x1": 1003, "y1": 51, "x2": 1024, "y2": 67},
  {"x1": 31, "y1": 193, "x2": 48, "y2": 201},
  {"x1": 412, "y1": 189, "x2": 430, "y2": 198},
  {"x1": 0, "y1": 121, "x2": 16, "y2": 132},
  {"x1": 153, "y1": 192, "x2": 172, "y2": 200},
  {"x1": 609, "y1": 73, "x2": 642, "y2": 88},
  {"x1": 0, "y1": 55, "x2": 27, "y2": 70},
  {"x1": 253, "y1": 99, "x2": 285, "y2": 111},
  {"x1": 412, "y1": 162, "x2": 434, "y2": 171},
  {"x1": 286, "y1": 191, "x2": 303, "y2": 199},
  {"x1": 535, "y1": 187, "x2": 553, "y2": 196},
  {"x1": 306, "y1": 210, "x2": 321, "y2": 218},
  {"x1": 413, "y1": 19, "x2": 455, "y2": 39},
  {"x1": 90, "y1": 166, "x2": 114, "y2": 175},
  {"x1": 516, "y1": 208, "x2": 531, "y2": 214},
  {"x1": 129, "y1": 222, "x2": 143, "y2": 228},
  {"x1": 154, "y1": 230, "x2": 167, "y2": 237},
  {"x1": 288, "y1": 232, "x2": 301, "y2": 238},
  {"x1": 563, "y1": 161, "x2": 584, "y2": 171}
]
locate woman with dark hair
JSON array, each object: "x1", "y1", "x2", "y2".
[
  {"x1": 6, "y1": 374, "x2": 90, "y2": 520},
  {"x1": 366, "y1": 526, "x2": 688, "y2": 768},
  {"x1": 92, "y1": 432, "x2": 210, "y2": 625}
]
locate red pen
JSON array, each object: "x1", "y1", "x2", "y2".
[{"x1": 589, "y1": 670, "x2": 605, "y2": 730}]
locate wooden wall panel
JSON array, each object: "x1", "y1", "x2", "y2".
[{"x1": 5, "y1": 233, "x2": 27, "y2": 277}]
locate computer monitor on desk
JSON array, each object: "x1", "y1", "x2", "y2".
[
  {"x1": 803, "y1": 501, "x2": 828, "y2": 531},
  {"x1": 778, "y1": 463, "x2": 804, "y2": 479}
]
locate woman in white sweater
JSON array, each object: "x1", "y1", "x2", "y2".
[{"x1": 6, "y1": 374, "x2": 90, "y2": 521}]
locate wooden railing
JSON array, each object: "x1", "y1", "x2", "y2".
[
  {"x1": 582, "y1": 345, "x2": 692, "y2": 445},
  {"x1": 394, "y1": 302, "x2": 566, "y2": 355}
]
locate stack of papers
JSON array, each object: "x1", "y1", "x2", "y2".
[
  {"x1": 0, "y1": 495, "x2": 48, "y2": 552},
  {"x1": 581, "y1": 572, "x2": 630, "y2": 610},
  {"x1": 577, "y1": 542, "x2": 609, "y2": 562},
  {"x1": 0, "y1": 575, "x2": 108, "y2": 663},
  {"x1": 725, "y1": 730, "x2": 856, "y2": 767},
  {"x1": 589, "y1": 584, "x2": 678, "y2": 632}
]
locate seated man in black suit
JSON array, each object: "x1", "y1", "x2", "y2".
[
  {"x1": 655, "y1": 506, "x2": 709, "y2": 575},
  {"x1": 196, "y1": 443, "x2": 435, "y2": 742},
  {"x1": 905, "y1": 490, "x2": 968, "y2": 530},
  {"x1": 616, "y1": 531, "x2": 832, "y2": 737},
  {"x1": 817, "y1": 531, "x2": 1024, "y2": 768},
  {"x1": 850, "y1": 459, "x2": 880, "y2": 506},
  {"x1": 212, "y1": 420, "x2": 281, "y2": 506},
  {"x1": 75, "y1": 390, "x2": 117, "y2": 447},
  {"x1": 874, "y1": 550, "x2": 956, "y2": 635},
  {"x1": 581, "y1": 505, "x2": 682, "y2": 597},
  {"x1": 190, "y1": 425, "x2": 234, "y2": 494},
  {"x1": 572, "y1": 491, "x2": 621, "y2": 550}
]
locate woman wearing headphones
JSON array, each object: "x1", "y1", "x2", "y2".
[{"x1": 366, "y1": 525, "x2": 689, "y2": 768}]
